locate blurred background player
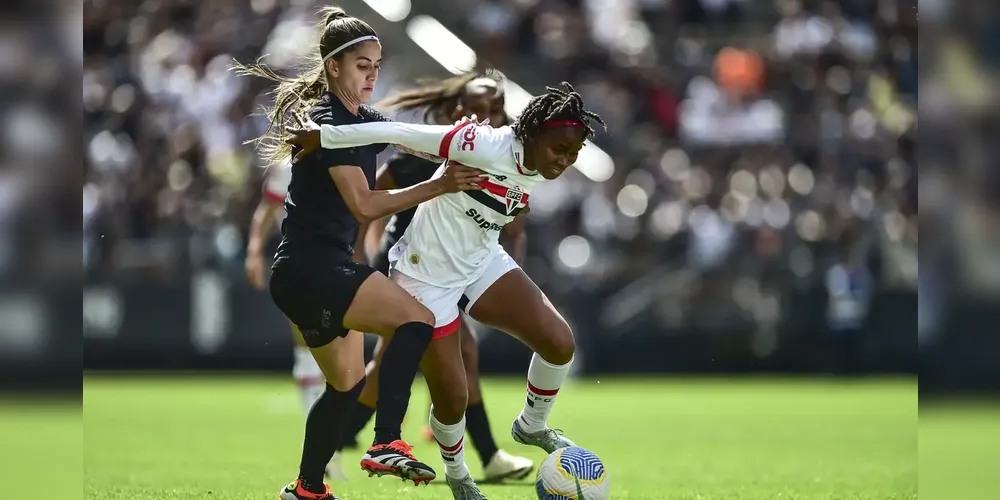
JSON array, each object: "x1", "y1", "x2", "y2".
[
  {"x1": 244, "y1": 158, "x2": 347, "y2": 480},
  {"x1": 336, "y1": 71, "x2": 534, "y2": 484}
]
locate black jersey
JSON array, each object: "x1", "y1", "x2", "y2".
[
  {"x1": 274, "y1": 92, "x2": 390, "y2": 264},
  {"x1": 380, "y1": 153, "x2": 441, "y2": 247}
]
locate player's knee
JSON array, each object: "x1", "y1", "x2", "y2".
[
  {"x1": 328, "y1": 365, "x2": 365, "y2": 392},
  {"x1": 401, "y1": 301, "x2": 435, "y2": 328},
  {"x1": 538, "y1": 323, "x2": 575, "y2": 365}
]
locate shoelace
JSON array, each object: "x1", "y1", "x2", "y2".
[
  {"x1": 453, "y1": 477, "x2": 487, "y2": 499},
  {"x1": 542, "y1": 428, "x2": 565, "y2": 442}
]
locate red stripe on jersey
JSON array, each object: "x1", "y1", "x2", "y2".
[
  {"x1": 438, "y1": 122, "x2": 469, "y2": 159},
  {"x1": 527, "y1": 381, "x2": 559, "y2": 396},
  {"x1": 514, "y1": 152, "x2": 531, "y2": 176},
  {"x1": 263, "y1": 189, "x2": 285, "y2": 204},
  {"x1": 476, "y1": 178, "x2": 530, "y2": 205}
]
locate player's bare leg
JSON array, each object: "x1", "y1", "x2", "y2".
[
  {"x1": 280, "y1": 330, "x2": 366, "y2": 500},
  {"x1": 342, "y1": 273, "x2": 439, "y2": 485},
  {"x1": 459, "y1": 322, "x2": 534, "y2": 482},
  {"x1": 337, "y1": 336, "x2": 383, "y2": 453},
  {"x1": 420, "y1": 332, "x2": 487, "y2": 500},
  {"x1": 468, "y1": 269, "x2": 577, "y2": 454},
  {"x1": 290, "y1": 324, "x2": 349, "y2": 481}
]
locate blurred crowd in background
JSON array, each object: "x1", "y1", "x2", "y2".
[{"x1": 81, "y1": 0, "x2": 920, "y2": 360}]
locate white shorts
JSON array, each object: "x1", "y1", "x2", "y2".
[{"x1": 390, "y1": 249, "x2": 519, "y2": 339}]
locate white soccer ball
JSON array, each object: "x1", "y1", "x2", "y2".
[{"x1": 534, "y1": 446, "x2": 610, "y2": 500}]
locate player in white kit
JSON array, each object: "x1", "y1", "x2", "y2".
[
  {"x1": 244, "y1": 160, "x2": 348, "y2": 480},
  {"x1": 288, "y1": 82, "x2": 605, "y2": 499}
]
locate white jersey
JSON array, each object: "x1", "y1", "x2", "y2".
[
  {"x1": 262, "y1": 161, "x2": 292, "y2": 230},
  {"x1": 263, "y1": 160, "x2": 292, "y2": 203},
  {"x1": 319, "y1": 121, "x2": 546, "y2": 287}
]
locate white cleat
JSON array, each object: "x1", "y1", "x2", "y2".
[
  {"x1": 446, "y1": 474, "x2": 488, "y2": 500},
  {"x1": 511, "y1": 418, "x2": 577, "y2": 454},
  {"x1": 325, "y1": 451, "x2": 349, "y2": 481},
  {"x1": 481, "y1": 449, "x2": 534, "y2": 483}
]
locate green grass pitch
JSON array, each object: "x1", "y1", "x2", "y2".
[{"x1": 84, "y1": 376, "x2": 916, "y2": 499}]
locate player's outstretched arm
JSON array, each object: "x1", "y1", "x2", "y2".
[
  {"x1": 286, "y1": 117, "x2": 498, "y2": 166},
  {"x1": 328, "y1": 162, "x2": 484, "y2": 224}
]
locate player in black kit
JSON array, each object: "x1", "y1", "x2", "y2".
[
  {"x1": 232, "y1": 7, "x2": 485, "y2": 500},
  {"x1": 336, "y1": 72, "x2": 535, "y2": 484}
]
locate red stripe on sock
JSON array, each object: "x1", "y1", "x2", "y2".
[
  {"x1": 436, "y1": 437, "x2": 464, "y2": 453},
  {"x1": 527, "y1": 381, "x2": 559, "y2": 397},
  {"x1": 438, "y1": 123, "x2": 468, "y2": 159}
]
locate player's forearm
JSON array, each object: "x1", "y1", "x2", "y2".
[
  {"x1": 501, "y1": 215, "x2": 528, "y2": 263},
  {"x1": 247, "y1": 202, "x2": 279, "y2": 255},
  {"x1": 502, "y1": 231, "x2": 528, "y2": 264},
  {"x1": 357, "y1": 181, "x2": 443, "y2": 222},
  {"x1": 365, "y1": 217, "x2": 387, "y2": 257},
  {"x1": 320, "y1": 122, "x2": 455, "y2": 159}
]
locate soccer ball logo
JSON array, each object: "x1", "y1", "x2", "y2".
[{"x1": 535, "y1": 447, "x2": 610, "y2": 500}]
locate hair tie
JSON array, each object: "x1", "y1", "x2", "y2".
[{"x1": 543, "y1": 120, "x2": 583, "y2": 128}]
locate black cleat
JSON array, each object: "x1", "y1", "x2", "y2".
[{"x1": 360, "y1": 439, "x2": 437, "y2": 485}]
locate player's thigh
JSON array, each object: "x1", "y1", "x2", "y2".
[
  {"x1": 390, "y1": 269, "x2": 465, "y2": 334},
  {"x1": 420, "y1": 332, "x2": 468, "y2": 424},
  {"x1": 289, "y1": 321, "x2": 308, "y2": 347},
  {"x1": 465, "y1": 254, "x2": 575, "y2": 364},
  {"x1": 269, "y1": 261, "x2": 370, "y2": 389},
  {"x1": 310, "y1": 329, "x2": 366, "y2": 391},
  {"x1": 342, "y1": 270, "x2": 435, "y2": 336},
  {"x1": 270, "y1": 260, "x2": 372, "y2": 348}
]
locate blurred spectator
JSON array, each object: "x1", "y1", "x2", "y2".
[{"x1": 84, "y1": 0, "x2": 919, "y2": 354}]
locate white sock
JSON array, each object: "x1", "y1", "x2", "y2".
[
  {"x1": 293, "y1": 346, "x2": 325, "y2": 413},
  {"x1": 429, "y1": 406, "x2": 470, "y2": 480},
  {"x1": 517, "y1": 353, "x2": 572, "y2": 433}
]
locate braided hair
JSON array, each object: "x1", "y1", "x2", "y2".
[{"x1": 512, "y1": 82, "x2": 606, "y2": 143}]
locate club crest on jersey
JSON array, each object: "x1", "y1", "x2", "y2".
[{"x1": 504, "y1": 186, "x2": 525, "y2": 215}]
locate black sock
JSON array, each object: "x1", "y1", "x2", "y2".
[
  {"x1": 298, "y1": 378, "x2": 365, "y2": 493},
  {"x1": 339, "y1": 401, "x2": 375, "y2": 450},
  {"x1": 465, "y1": 401, "x2": 499, "y2": 467},
  {"x1": 373, "y1": 321, "x2": 434, "y2": 445}
]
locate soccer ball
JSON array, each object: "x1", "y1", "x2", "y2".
[{"x1": 534, "y1": 446, "x2": 610, "y2": 500}]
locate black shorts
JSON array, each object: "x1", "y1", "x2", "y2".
[
  {"x1": 269, "y1": 257, "x2": 377, "y2": 348},
  {"x1": 372, "y1": 249, "x2": 391, "y2": 276}
]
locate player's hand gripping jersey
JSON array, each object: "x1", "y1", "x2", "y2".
[{"x1": 319, "y1": 121, "x2": 544, "y2": 287}]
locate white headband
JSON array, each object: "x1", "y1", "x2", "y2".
[
  {"x1": 322, "y1": 35, "x2": 379, "y2": 62},
  {"x1": 465, "y1": 77, "x2": 504, "y2": 97}
]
